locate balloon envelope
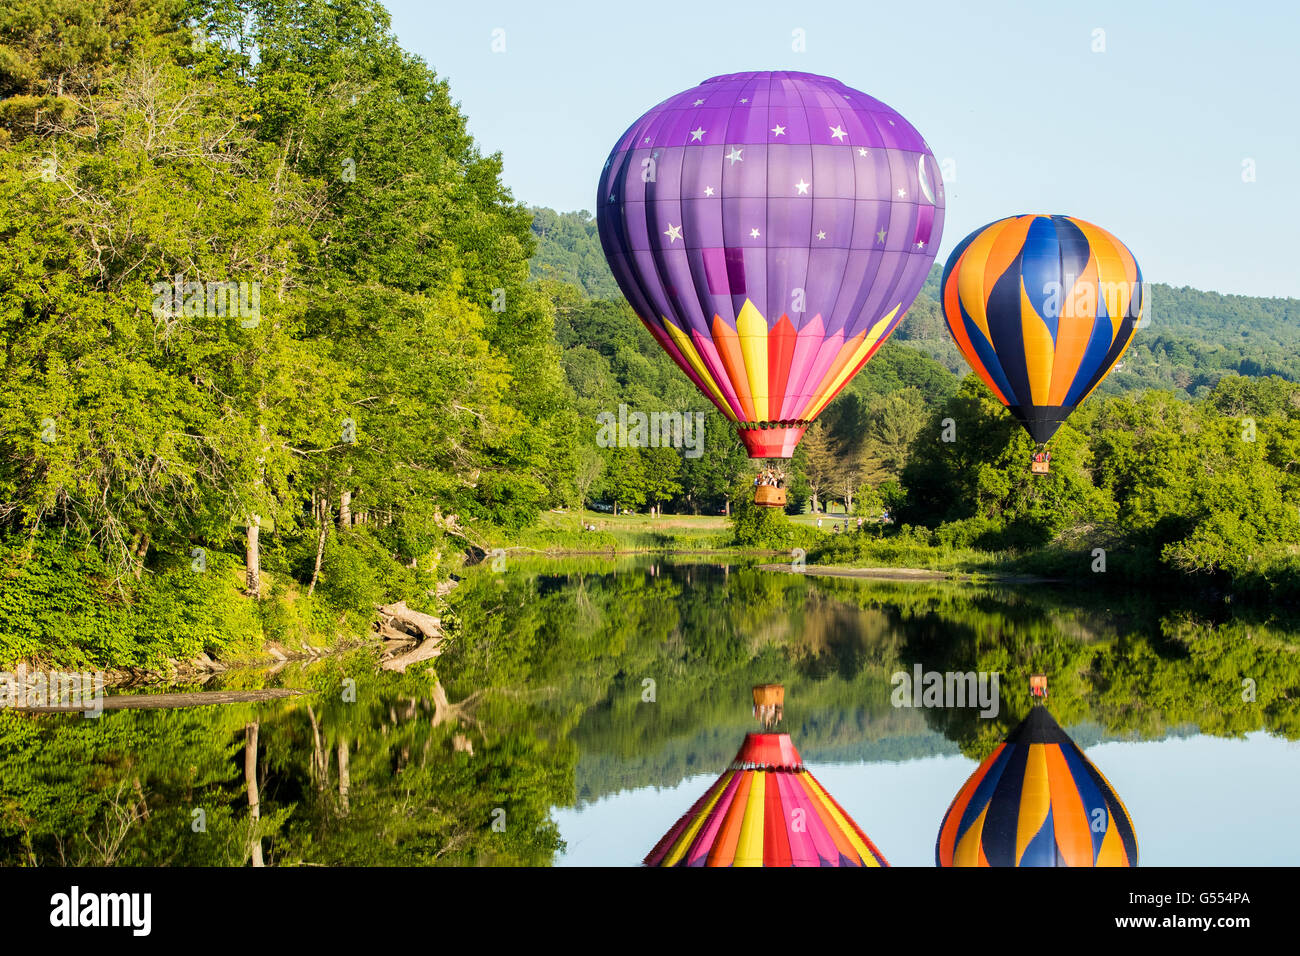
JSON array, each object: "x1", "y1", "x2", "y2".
[
  {"x1": 597, "y1": 71, "x2": 944, "y2": 458},
  {"x1": 940, "y1": 214, "x2": 1144, "y2": 444},
  {"x1": 936, "y1": 705, "x2": 1138, "y2": 867}
]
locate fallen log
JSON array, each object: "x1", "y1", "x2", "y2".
[
  {"x1": 378, "y1": 621, "x2": 415, "y2": 644},
  {"x1": 377, "y1": 600, "x2": 441, "y2": 640},
  {"x1": 381, "y1": 637, "x2": 443, "y2": 673}
]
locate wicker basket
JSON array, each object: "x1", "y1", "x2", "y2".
[{"x1": 754, "y1": 485, "x2": 787, "y2": 507}]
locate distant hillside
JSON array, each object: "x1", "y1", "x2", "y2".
[
  {"x1": 529, "y1": 207, "x2": 622, "y2": 299},
  {"x1": 530, "y1": 206, "x2": 1300, "y2": 398}
]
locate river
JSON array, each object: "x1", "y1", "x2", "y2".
[{"x1": 3, "y1": 556, "x2": 1297, "y2": 866}]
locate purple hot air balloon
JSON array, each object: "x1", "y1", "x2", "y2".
[{"x1": 597, "y1": 71, "x2": 944, "y2": 459}]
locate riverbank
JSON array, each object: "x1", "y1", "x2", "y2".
[
  {"x1": 757, "y1": 563, "x2": 1059, "y2": 584},
  {"x1": 0, "y1": 531, "x2": 452, "y2": 676}
]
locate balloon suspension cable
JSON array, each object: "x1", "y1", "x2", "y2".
[{"x1": 752, "y1": 683, "x2": 785, "y2": 729}]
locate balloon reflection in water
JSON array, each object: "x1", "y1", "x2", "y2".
[
  {"x1": 936, "y1": 702, "x2": 1138, "y2": 867},
  {"x1": 644, "y1": 684, "x2": 888, "y2": 867}
]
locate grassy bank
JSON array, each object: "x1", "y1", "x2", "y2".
[
  {"x1": 0, "y1": 530, "x2": 443, "y2": 673},
  {"x1": 504, "y1": 509, "x2": 734, "y2": 552},
  {"x1": 805, "y1": 523, "x2": 1300, "y2": 603}
]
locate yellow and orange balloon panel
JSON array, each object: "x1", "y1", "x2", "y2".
[
  {"x1": 936, "y1": 705, "x2": 1138, "y2": 867},
  {"x1": 941, "y1": 214, "x2": 1144, "y2": 444}
]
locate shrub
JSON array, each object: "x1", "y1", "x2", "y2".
[{"x1": 131, "y1": 550, "x2": 262, "y2": 663}]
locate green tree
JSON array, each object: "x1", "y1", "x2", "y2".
[{"x1": 605, "y1": 447, "x2": 647, "y2": 515}]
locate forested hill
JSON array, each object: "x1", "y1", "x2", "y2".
[
  {"x1": 531, "y1": 207, "x2": 1300, "y2": 399},
  {"x1": 529, "y1": 208, "x2": 623, "y2": 300}
]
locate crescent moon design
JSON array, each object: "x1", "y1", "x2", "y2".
[{"x1": 918, "y1": 154, "x2": 936, "y2": 205}]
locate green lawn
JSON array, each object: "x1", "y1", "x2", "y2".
[
  {"x1": 516, "y1": 508, "x2": 879, "y2": 553},
  {"x1": 518, "y1": 509, "x2": 734, "y2": 551}
]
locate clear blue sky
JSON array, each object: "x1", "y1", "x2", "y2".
[{"x1": 384, "y1": 0, "x2": 1299, "y2": 298}]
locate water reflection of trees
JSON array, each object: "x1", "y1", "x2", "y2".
[
  {"x1": 0, "y1": 661, "x2": 572, "y2": 866},
  {"x1": 465, "y1": 561, "x2": 1300, "y2": 796},
  {"x1": 2, "y1": 559, "x2": 1297, "y2": 865}
]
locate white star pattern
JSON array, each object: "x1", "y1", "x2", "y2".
[
  {"x1": 644, "y1": 137, "x2": 651, "y2": 144},
  {"x1": 795, "y1": 179, "x2": 811, "y2": 195},
  {"x1": 739, "y1": 97, "x2": 748, "y2": 103},
  {"x1": 726, "y1": 147, "x2": 744, "y2": 165},
  {"x1": 750, "y1": 228, "x2": 760, "y2": 238},
  {"x1": 690, "y1": 127, "x2": 705, "y2": 142},
  {"x1": 858, "y1": 148, "x2": 869, "y2": 157},
  {"x1": 771, "y1": 124, "x2": 786, "y2": 137},
  {"x1": 664, "y1": 224, "x2": 683, "y2": 243},
  {"x1": 693, "y1": 99, "x2": 704, "y2": 106},
  {"x1": 897, "y1": 188, "x2": 907, "y2": 198},
  {"x1": 817, "y1": 231, "x2": 827, "y2": 240},
  {"x1": 888, "y1": 119, "x2": 895, "y2": 126},
  {"x1": 916, "y1": 240, "x2": 926, "y2": 249},
  {"x1": 704, "y1": 186, "x2": 714, "y2": 197},
  {"x1": 877, "y1": 229, "x2": 887, "y2": 243},
  {"x1": 829, "y1": 125, "x2": 847, "y2": 141}
]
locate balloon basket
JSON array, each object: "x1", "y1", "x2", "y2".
[
  {"x1": 1030, "y1": 460, "x2": 1050, "y2": 475},
  {"x1": 752, "y1": 684, "x2": 785, "y2": 708},
  {"x1": 754, "y1": 485, "x2": 787, "y2": 508}
]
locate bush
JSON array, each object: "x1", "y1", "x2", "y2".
[
  {"x1": 314, "y1": 528, "x2": 437, "y2": 623},
  {"x1": 0, "y1": 537, "x2": 260, "y2": 669},
  {"x1": 0, "y1": 536, "x2": 132, "y2": 668},
  {"x1": 934, "y1": 516, "x2": 998, "y2": 549},
  {"x1": 878, "y1": 480, "x2": 907, "y2": 513},
  {"x1": 131, "y1": 550, "x2": 262, "y2": 663}
]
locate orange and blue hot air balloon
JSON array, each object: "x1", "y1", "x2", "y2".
[
  {"x1": 644, "y1": 685, "x2": 888, "y2": 867},
  {"x1": 940, "y1": 215, "x2": 1144, "y2": 446},
  {"x1": 598, "y1": 71, "x2": 944, "y2": 459},
  {"x1": 936, "y1": 704, "x2": 1139, "y2": 867}
]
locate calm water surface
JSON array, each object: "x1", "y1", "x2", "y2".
[{"x1": 4, "y1": 556, "x2": 1297, "y2": 866}]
